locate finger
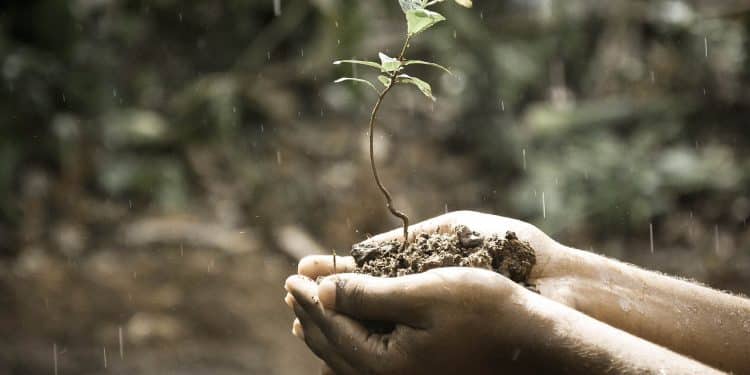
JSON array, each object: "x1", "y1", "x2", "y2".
[
  {"x1": 298, "y1": 255, "x2": 357, "y2": 279},
  {"x1": 292, "y1": 299, "x2": 359, "y2": 375},
  {"x1": 321, "y1": 363, "x2": 335, "y2": 375},
  {"x1": 362, "y1": 213, "x2": 457, "y2": 245},
  {"x1": 294, "y1": 297, "x2": 386, "y2": 373},
  {"x1": 287, "y1": 275, "x2": 389, "y2": 370},
  {"x1": 316, "y1": 273, "x2": 428, "y2": 326},
  {"x1": 284, "y1": 293, "x2": 295, "y2": 309},
  {"x1": 292, "y1": 318, "x2": 304, "y2": 340}
]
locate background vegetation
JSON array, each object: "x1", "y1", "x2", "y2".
[{"x1": 1, "y1": 1, "x2": 749, "y2": 373}]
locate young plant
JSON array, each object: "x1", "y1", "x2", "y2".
[{"x1": 334, "y1": 0, "x2": 471, "y2": 250}]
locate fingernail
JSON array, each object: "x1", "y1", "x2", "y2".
[
  {"x1": 292, "y1": 319, "x2": 304, "y2": 340},
  {"x1": 284, "y1": 293, "x2": 295, "y2": 308}
]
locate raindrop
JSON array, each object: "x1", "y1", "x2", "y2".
[
  {"x1": 335, "y1": 21, "x2": 339, "y2": 28},
  {"x1": 119, "y1": 326, "x2": 124, "y2": 359},
  {"x1": 512, "y1": 348, "x2": 521, "y2": 361},
  {"x1": 53, "y1": 343, "x2": 58, "y2": 375},
  {"x1": 178, "y1": 12, "x2": 183, "y2": 22},
  {"x1": 300, "y1": 48, "x2": 304, "y2": 57},
  {"x1": 453, "y1": 30, "x2": 457, "y2": 39},
  {"x1": 704, "y1": 36, "x2": 708, "y2": 58},
  {"x1": 650, "y1": 71, "x2": 655, "y2": 84},
  {"x1": 113, "y1": 88, "x2": 117, "y2": 97},
  {"x1": 444, "y1": 203, "x2": 448, "y2": 214},
  {"x1": 128, "y1": 200, "x2": 133, "y2": 209},
  {"x1": 273, "y1": 0, "x2": 282, "y2": 16},
  {"x1": 232, "y1": 106, "x2": 236, "y2": 113},
  {"x1": 499, "y1": 99, "x2": 505, "y2": 111},
  {"x1": 541, "y1": 192, "x2": 546, "y2": 219},
  {"x1": 480, "y1": 11, "x2": 484, "y2": 20},
  {"x1": 103, "y1": 346, "x2": 108, "y2": 368},
  {"x1": 62, "y1": 93, "x2": 66, "y2": 103},
  {"x1": 260, "y1": 124, "x2": 265, "y2": 134},
  {"x1": 267, "y1": 51, "x2": 271, "y2": 61},
  {"x1": 649, "y1": 223, "x2": 654, "y2": 253},
  {"x1": 522, "y1": 149, "x2": 526, "y2": 170},
  {"x1": 277, "y1": 150, "x2": 283, "y2": 165}
]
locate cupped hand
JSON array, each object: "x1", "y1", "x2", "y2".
[
  {"x1": 289, "y1": 211, "x2": 591, "y2": 374},
  {"x1": 285, "y1": 267, "x2": 546, "y2": 375},
  {"x1": 298, "y1": 210, "x2": 574, "y2": 282}
]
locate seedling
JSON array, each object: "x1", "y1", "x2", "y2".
[{"x1": 333, "y1": 0, "x2": 472, "y2": 250}]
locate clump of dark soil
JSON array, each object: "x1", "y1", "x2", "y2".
[{"x1": 351, "y1": 225, "x2": 537, "y2": 284}]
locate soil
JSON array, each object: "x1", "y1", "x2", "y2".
[{"x1": 351, "y1": 225, "x2": 537, "y2": 284}]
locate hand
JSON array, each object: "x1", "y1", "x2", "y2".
[
  {"x1": 285, "y1": 267, "x2": 549, "y2": 375},
  {"x1": 299, "y1": 211, "x2": 581, "y2": 292}
]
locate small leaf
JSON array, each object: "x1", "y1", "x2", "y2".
[
  {"x1": 398, "y1": 0, "x2": 424, "y2": 13},
  {"x1": 377, "y1": 75, "x2": 392, "y2": 87},
  {"x1": 378, "y1": 52, "x2": 402, "y2": 72},
  {"x1": 404, "y1": 60, "x2": 452, "y2": 74},
  {"x1": 396, "y1": 74, "x2": 435, "y2": 101},
  {"x1": 453, "y1": 0, "x2": 472, "y2": 8},
  {"x1": 334, "y1": 77, "x2": 380, "y2": 94},
  {"x1": 405, "y1": 9, "x2": 446, "y2": 36},
  {"x1": 333, "y1": 60, "x2": 383, "y2": 70}
]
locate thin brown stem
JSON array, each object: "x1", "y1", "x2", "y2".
[{"x1": 368, "y1": 35, "x2": 413, "y2": 250}]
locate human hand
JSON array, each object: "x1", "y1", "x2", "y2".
[
  {"x1": 285, "y1": 267, "x2": 551, "y2": 375},
  {"x1": 290, "y1": 211, "x2": 596, "y2": 374},
  {"x1": 298, "y1": 210, "x2": 580, "y2": 286}
]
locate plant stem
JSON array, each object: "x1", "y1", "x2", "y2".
[{"x1": 368, "y1": 35, "x2": 412, "y2": 250}]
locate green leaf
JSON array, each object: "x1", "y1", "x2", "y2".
[
  {"x1": 334, "y1": 77, "x2": 380, "y2": 94},
  {"x1": 378, "y1": 52, "x2": 402, "y2": 72},
  {"x1": 404, "y1": 60, "x2": 452, "y2": 74},
  {"x1": 377, "y1": 75, "x2": 392, "y2": 87},
  {"x1": 396, "y1": 74, "x2": 435, "y2": 101},
  {"x1": 333, "y1": 60, "x2": 383, "y2": 70},
  {"x1": 398, "y1": 0, "x2": 424, "y2": 13},
  {"x1": 405, "y1": 9, "x2": 446, "y2": 36}
]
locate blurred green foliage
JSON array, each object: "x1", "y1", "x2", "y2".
[{"x1": 1, "y1": 0, "x2": 749, "y2": 274}]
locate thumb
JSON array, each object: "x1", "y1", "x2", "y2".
[{"x1": 317, "y1": 273, "x2": 428, "y2": 327}]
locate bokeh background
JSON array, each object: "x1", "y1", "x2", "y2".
[{"x1": 1, "y1": 0, "x2": 749, "y2": 373}]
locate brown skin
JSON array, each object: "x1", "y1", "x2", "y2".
[{"x1": 286, "y1": 211, "x2": 748, "y2": 374}]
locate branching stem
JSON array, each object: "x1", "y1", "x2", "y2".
[{"x1": 368, "y1": 35, "x2": 412, "y2": 250}]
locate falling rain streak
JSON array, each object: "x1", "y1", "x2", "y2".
[
  {"x1": 53, "y1": 343, "x2": 58, "y2": 375},
  {"x1": 103, "y1": 346, "x2": 108, "y2": 368},
  {"x1": 649, "y1": 223, "x2": 654, "y2": 253},
  {"x1": 119, "y1": 326, "x2": 124, "y2": 359},
  {"x1": 704, "y1": 36, "x2": 708, "y2": 58},
  {"x1": 522, "y1": 149, "x2": 527, "y2": 170},
  {"x1": 541, "y1": 192, "x2": 546, "y2": 219},
  {"x1": 273, "y1": 0, "x2": 281, "y2": 16}
]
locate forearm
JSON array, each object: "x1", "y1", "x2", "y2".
[
  {"x1": 534, "y1": 244, "x2": 750, "y2": 373},
  {"x1": 516, "y1": 290, "x2": 723, "y2": 375}
]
